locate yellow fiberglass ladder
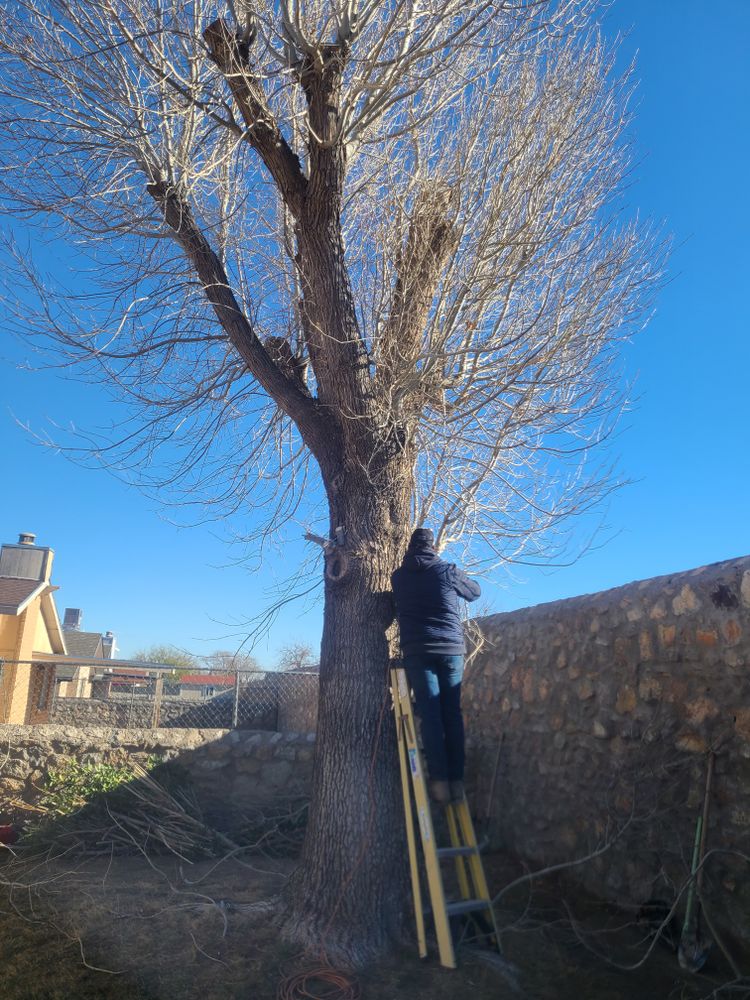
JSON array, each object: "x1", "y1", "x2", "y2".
[{"x1": 390, "y1": 666, "x2": 501, "y2": 970}]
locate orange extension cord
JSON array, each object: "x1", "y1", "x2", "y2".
[{"x1": 277, "y1": 964, "x2": 361, "y2": 1000}]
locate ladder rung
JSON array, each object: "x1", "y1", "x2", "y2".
[
  {"x1": 436, "y1": 846, "x2": 476, "y2": 859},
  {"x1": 445, "y1": 898, "x2": 492, "y2": 917}
]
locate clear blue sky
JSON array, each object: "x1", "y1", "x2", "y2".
[{"x1": 1, "y1": 1, "x2": 748, "y2": 663}]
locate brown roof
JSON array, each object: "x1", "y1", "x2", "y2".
[
  {"x1": 0, "y1": 578, "x2": 45, "y2": 615},
  {"x1": 62, "y1": 631, "x2": 103, "y2": 659}
]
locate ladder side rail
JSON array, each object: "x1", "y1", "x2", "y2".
[
  {"x1": 445, "y1": 803, "x2": 472, "y2": 901},
  {"x1": 454, "y1": 799, "x2": 502, "y2": 948},
  {"x1": 395, "y1": 668, "x2": 457, "y2": 970},
  {"x1": 391, "y1": 669, "x2": 427, "y2": 959}
]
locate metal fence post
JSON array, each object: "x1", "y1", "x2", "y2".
[
  {"x1": 50, "y1": 668, "x2": 59, "y2": 721},
  {"x1": 151, "y1": 675, "x2": 164, "y2": 729},
  {"x1": 232, "y1": 670, "x2": 240, "y2": 729}
]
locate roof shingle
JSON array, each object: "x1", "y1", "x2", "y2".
[
  {"x1": 62, "y1": 631, "x2": 103, "y2": 658},
  {"x1": 0, "y1": 578, "x2": 45, "y2": 614}
]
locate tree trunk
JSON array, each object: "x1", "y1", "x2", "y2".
[{"x1": 280, "y1": 468, "x2": 413, "y2": 966}]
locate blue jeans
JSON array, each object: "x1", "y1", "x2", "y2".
[{"x1": 403, "y1": 653, "x2": 465, "y2": 782}]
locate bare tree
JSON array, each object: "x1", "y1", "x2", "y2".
[
  {"x1": 276, "y1": 641, "x2": 316, "y2": 672},
  {"x1": 202, "y1": 649, "x2": 263, "y2": 673},
  {"x1": 0, "y1": 0, "x2": 665, "y2": 964}
]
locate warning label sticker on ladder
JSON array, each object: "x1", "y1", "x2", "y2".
[
  {"x1": 418, "y1": 806, "x2": 431, "y2": 842},
  {"x1": 408, "y1": 749, "x2": 420, "y2": 776}
]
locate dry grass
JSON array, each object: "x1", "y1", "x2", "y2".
[{"x1": 0, "y1": 848, "x2": 734, "y2": 1000}]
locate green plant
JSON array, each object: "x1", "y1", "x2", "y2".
[{"x1": 39, "y1": 757, "x2": 160, "y2": 818}]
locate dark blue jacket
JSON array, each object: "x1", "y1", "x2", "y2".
[{"x1": 391, "y1": 549, "x2": 481, "y2": 656}]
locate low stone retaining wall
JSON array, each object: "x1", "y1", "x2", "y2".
[{"x1": 0, "y1": 725, "x2": 315, "y2": 836}]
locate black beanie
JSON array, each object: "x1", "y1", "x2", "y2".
[{"x1": 408, "y1": 528, "x2": 435, "y2": 551}]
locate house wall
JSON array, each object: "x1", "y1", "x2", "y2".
[
  {"x1": 0, "y1": 613, "x2": 21, "y2": 724},
  {"x1": 73, "y1": 666, "x2": 93, "y2": 700},
  {"x1": 23, "y1": 604, "x2": 57, "y2": 724},
  {"x1": 0, "y1": 613, "x2": 19, "y2": 659},
  {"x1": 0, "y1": 602, "x2": 59, "y2": 725},
  {"x1": 1, "y1": 606, "x2": 38, "y2": 724},
  {"x1": 32, "y1": 607, "x2": 54, "y2": 655}
]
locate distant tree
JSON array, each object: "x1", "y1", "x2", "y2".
[
  {"x1": 276, "y1": 642, "x2": 317, "y2": 673},
  {"x1": 202, "y1": 650, "x2": 263, "y2": 675},
  {"x1": 132, "y1": 644, "x2": 198, "y2": 669},
  {"x1": 132, "y1": 644, "x2": 198, "y2": 682}
]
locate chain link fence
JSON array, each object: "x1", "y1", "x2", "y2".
[{"x1": 0, "y1": 661, "x2": 319, "y2": 732}]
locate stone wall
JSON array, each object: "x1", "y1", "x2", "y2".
[
  {"x1": 462, "y1": 555, "x2": 750, "y2": 944},
  {"x1": 0, "y1": 725, "x2": 315, "y2": 837},
  {"x1": 48, "y1": 672, "x2": 319, "y2": 733},
  {"x1": 48, "y1": 695, "x2": 277, "y2": 730},
  {"x1": 277, "y1": 673, "x2": 319, "y2": 733}
]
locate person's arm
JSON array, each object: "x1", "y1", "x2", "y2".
[{"x1": 449, "y1": 564, "x2": 481, "y2": 602}]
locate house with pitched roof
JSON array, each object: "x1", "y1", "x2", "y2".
[
  {"x1": 177, "y1": 673, "x2": 235, "y2": 700},
  {"x1": 57, "y1": 608, "x2": 116, "y2": 698},
  {"x1": 0, "y1": 533, "x2": 66, "y2": 724}
]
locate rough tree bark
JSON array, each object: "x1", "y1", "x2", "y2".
[{"x1": 282, "y1": 470, "x2": 414, "y2": 961}]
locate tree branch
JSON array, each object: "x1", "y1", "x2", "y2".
[
  {"x1": 146, "y1": 179, "x2": 332, "y2": 461},
  {"x1": 203, "y1": 18, "x2": 307, "y2": 216}
]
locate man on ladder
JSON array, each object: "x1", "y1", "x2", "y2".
[
  {"x1": 390, "y1": 527, "x2": 499, "y2": 969},
  {"x1": 391, "y1": 527, "x2": 481, "y2": 804}
]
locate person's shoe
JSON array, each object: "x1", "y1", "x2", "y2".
[
  {"x1": 449, "y1": 780, "x2": 465, "y2": 802},
  {"x1": 428, "y1": 780, "x2": 451, "y2": 805}
]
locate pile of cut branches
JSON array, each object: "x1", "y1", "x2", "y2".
[
  {"x1": 236, "y1": 797, "x2": 309, "y2": 858},
  {"x1": 12, "y1": 759, "x2": 236, "y2": 861},
  {"x1": 1, "y1": 758, "x2": 311, "y2": 877}
]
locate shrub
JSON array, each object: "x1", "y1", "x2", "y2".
[{"x1": 39, "y1": 757, "x2": 160, "y2": 817}]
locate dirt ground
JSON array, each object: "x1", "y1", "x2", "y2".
[{"x1": 0, "y1": 847, "x2": 741, "y2": 1000}]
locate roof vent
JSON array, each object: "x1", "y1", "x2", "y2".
[
  {"x1": 0, "y1": 536, "x2": 53, "y2": 581},
  {"x1": 101, "y1": 631, "x2": 117, "y2": 658},
  {"x1": 63, "y1": 608, "x2": 83, "y2": 631}
]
